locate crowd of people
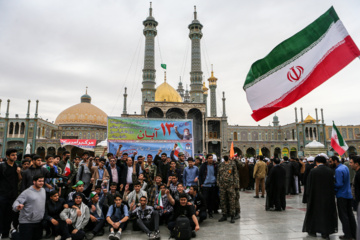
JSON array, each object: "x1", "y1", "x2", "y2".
[{"x1": 1, "y1": 144, "x2": 360, "y2": 240}]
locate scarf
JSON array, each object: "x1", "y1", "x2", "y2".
[{"x1": 74, "y1": 202, "x2": 87, "y2": 230}]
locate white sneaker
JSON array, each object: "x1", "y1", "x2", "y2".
[
  {"x1": 109, "y1": 232, "x2": 116, "y2": 240},
  {"x1": 115, "y1": 231, "x2": 121, "y2": 240},
  {"x1": 54, "y1": 235, "x2": 61, "y2": 240}
]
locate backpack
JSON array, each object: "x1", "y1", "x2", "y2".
[{"x1": 173, "y1": 215, "x2": 191, "y2": 240}]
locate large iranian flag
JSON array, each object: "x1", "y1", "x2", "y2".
[
  {"x1": 244, "y1": 7, "x2": 360, "y2": 121},
  {"x1": 331, "y1": 122, "x2": 348, "y2": 156}
]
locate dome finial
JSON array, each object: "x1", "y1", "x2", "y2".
[
  {"x1": 149, "y1": 2, "x2": 152, "y2": 17},
  {"x1": 164, "y1": 71, "x2": 167, "y2": 82},
  {"x1": 194, "y1": 5, "x2": 197, "y2": 20},
  {"x1": 81, "y1": 88, "x2": 91, "y2": 103}
]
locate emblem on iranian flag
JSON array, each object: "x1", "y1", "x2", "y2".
[{"x1": 287, "y1": 66, "x2": 304, "y2": 82}]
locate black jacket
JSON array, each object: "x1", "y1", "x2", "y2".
[
  {"x1": 44, "y1": 198, "x2": 66, "y2": 221},
  {"x1": 154, "y1": 155, "x2": 169, "y2": 183},
  {"x1": 106, "y1": 165, "x2": 121, "y2": 188},
  {"x1": 199, "y1": 163, "x2": 218, "y2": 186},
  {"x1": 191, "y1": 192, "x2": 207, "y2": 212},
  {"x1": 0, "y1": 162, "x2": 19, "y2": 199}
]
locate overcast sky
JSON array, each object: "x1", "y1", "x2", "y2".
[{"x1": 0, "y1": 0, "x2": 359, "y2": 127}]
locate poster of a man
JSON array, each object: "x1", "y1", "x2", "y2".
[{"x1": 174, "y1": 126, "x2": 192, "y2": 140}]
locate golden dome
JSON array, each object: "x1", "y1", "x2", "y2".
[
  {"x1": 202, "y1": 81, "x2": 209, "y2": 94},
  {"x1": 155, "y1": 82, "x2": 182, "y2": 102},
  {"x1": 155, "y1": 73, "x2": 182, "y2": 102},
  {"x1": 303, "y1": 115, "x2": 317, "y2": 124},
  {"x1": 208, "y1": 65, "x2": 218, "y2": 86},
  {"x1": 55, "y1": 93, "x2": 107, "y2": 126}
]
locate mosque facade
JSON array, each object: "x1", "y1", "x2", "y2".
[{"x1": 0, "y1": 5, "x2": 359, "y2": 159}]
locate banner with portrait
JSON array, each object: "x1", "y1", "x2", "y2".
[{"x1": 107, "y1": 117, "x2": 194, "y2": 158}]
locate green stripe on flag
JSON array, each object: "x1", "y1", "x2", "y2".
[
  {"x1": 333, "y1": 122, "x2": 345, "y2": 146},
  {"x1": 243, "y1": 7, "x2": 339, "y2": 90},
  {"x1": 161, "y1": 64, "x2": 166, "y2": 70}
]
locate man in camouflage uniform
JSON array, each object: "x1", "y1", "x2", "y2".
[
  {"x1": 217, "y1": 155, "x2": 239, "y2": 223},
  {"x1": 232, "y1": 156, "x2": 243, "y2": 219}
]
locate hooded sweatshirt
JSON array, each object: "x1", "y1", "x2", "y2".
[{"x1": 12, "y1": 186, "x2": 46, "y2": 224}]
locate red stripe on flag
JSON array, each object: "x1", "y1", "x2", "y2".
[
  {"x1": 331, "y1": 138, "x2": 346, "y2": 156},
  {"x1": 251, "y1": 36, "x2": 360, "y2": 121}
]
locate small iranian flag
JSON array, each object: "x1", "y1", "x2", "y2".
[
  {"x1": 174, "y1": 143, "x2": 184, "y2": 157},
  {"x1": 161, "y1": 64, "x2": 166, "y2": 70},
  {"x1": 244, "y1": 7, "x2": 360, "y2": 121},
  {"x1": 64, "y1": 160, "x2": 71, "y2": 177},
  {"x1": 331, "y1": 122, "x2": 348, "y2": 156},
  {"x1": 157, "y1": 192, "x2": 163, "y2": 209}
]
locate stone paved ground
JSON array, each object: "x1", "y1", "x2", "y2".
[{"x1": 4, "y1": 187, "x2": 350, "y2": 240}]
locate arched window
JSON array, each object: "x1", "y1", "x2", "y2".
[
  {"x1": 20, "y1": 122, "x2": 25, "y2": 134},
  {"x1": 9, "y1": 122, "x2": 14, "y2": 134},
  {"x1": 233, "y1": 132, "x2": 238, "y2": 141},
  {"x1": 14, "y1": 122, "x2": 20, "y2": 134}
]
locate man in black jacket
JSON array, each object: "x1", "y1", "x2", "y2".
[
  {"x1": 21, "y1": 154, "x2": 57, "y2": 191},
  {"x1": 106, "y1": 157, "x2": 121, "y2": 190},
  {"x1": 0, "y1": 148, "x2": 21, "y2": 239},
  {"x1": 120, "y1": 157, "x2": 134, "y2": 192},
  {"x1": 189, "y1": 186, "x2": 207, "y2": 223},
  {"x1": 43, "y1": 190, "x2": 68, "y2": 239},
  {"x1": 199, "y1": 154, "x2": 218, "y2": 218},
  {"x1": 153, "y1": 150, "x2": 169, "y2": 184}
]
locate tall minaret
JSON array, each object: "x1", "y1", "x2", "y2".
[
  {"x1": 123, "y1": 87, "x2": 128, "y2": 115},
  {"x1": 188, "y1": 6, "x2": 203, "y2": 103},
  {"x1": 208, "y1": 65, "x2": 218, "y2": 117},
  {"x1": 141, "y1": 2, "x2": 158, "y2": 113},
  {"x1": 184, "y1": 85, "x2": 190, "y2": 102},
  {"x1": 177, "y1": 77, "x2": 185, "y2": 100}
]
